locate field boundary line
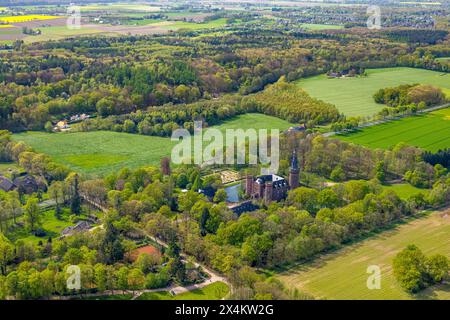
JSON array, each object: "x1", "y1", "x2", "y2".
[{"x1": 324, "y1": 102, "x2": 450, "y2": 138}]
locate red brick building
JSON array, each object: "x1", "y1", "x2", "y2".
[{"x1": 245, "y1": 150, "x2": 300, "y2": 203}]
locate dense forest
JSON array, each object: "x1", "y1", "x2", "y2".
[{"x1": 1, "y1": 27, "x2": 449, "y2": 132}]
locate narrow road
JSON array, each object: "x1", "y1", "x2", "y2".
[{"x1": 144, "y1": 232, "x2": 229, "y2": 288}]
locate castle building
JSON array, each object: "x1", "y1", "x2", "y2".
[{"x1": 245, "y1": 150, "x2": 300, "y2": 203}]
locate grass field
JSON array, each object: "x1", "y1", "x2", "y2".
[
  {"x1": 7, "y1": 208, "x2": 89, "y2": 244},
  {"x1": 300, "y1": 23, "x2": 344, "y2": 30},
  {"x1": 12, "y1": 113, "x2": 292, "y2": 177},
  {"x1": 161, "y1": 18, "x2": 229, "y2": 31},
  {"x1": 0, "y1": 162, "x2": 20, "y2": 176},
  {"x1": 79, "y1": 281, "x2": 229, "y2": 300},
  {"x1": 212, "y1": 113, "x2": 293, "y2": 133},
  {"x1": 80, "y1": 4, "x2": 160, "y2": 12},
  {"x1": 277, "y1": 209, "x2": 450, "y2": 300},
  {"x1": 24, "y1": 26, "x2": 103, "y2": 43},
  {"x1": 296, "y1": 67, "x2": 450, "y2": 117},
  {"x1": 337, "y1": 107, "x2": 450, "y2": 152},
  {"x1": 137, "y1": 282, "x2": 229, "y2": 300},
  {"x1": 382, "y1": 183, "x2": 429, "y2": 199},
  {"x1": 12, "y1": 131, "x2": 175, "y2": 177}
]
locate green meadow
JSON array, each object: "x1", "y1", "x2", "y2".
[
  {"x1": 137, "y1": 281, "x2": 229, "y2": 300},
  {"x1": 161, "y1": 18, "x2": 230, "y2": 31},
  {"x1": 277, "y1": 210, "x2": 450, "y2": 300},
  {"x1": 24, "y1": 26, "x2": 104, "y2": 43},
  {"x1": 382, "y1": 183, "x2": 429, "y2": 199},
  {"x1": 12, "y1": 131, "x2": 175, "y2": 177},
  {"x1": 300, "y1": 23, "x2": 343, "y2": 30},
  {"x1": 80, "y1": 281, "x2": 229, "y2": 300},
  {"x1": 213, "y1": 113, "x2": 293, "y2": 133},
  {"x1": 337, "y1": 107, "x2": 450, "y2": 152},
  {"x1": 7, "y1": 208, "x2": 90, "y2": 244},
  {"x1": 12, "y1": 113, "x2": 293, "y2": 177},
  {"x1": 297, "y1": 67, "x2": 450, "y2": 117}
]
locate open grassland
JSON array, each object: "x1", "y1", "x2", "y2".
[
  {"x1": 0, "y1": 14, "x2": 59, "y2": 23},
  {"x1": 301, "y1": 23, "x2": 343, "y2": 30},
  {"x1": 382, "y1": 183, "x2": 429, "y2": 199},
  {"x1": 296, "y1": 68, "x2": 450, "y2": 117},
  {"x1": 80, "y1": 4, "x2": 160, "y2": 12},
  {"x1": 137, "y1": 282, "x2": 229, "y2": 300},
  {"x1": 12, "y1": 113, "x2": 292, "y2": 177},
  {"x1": 79, "y1": 281, "x2": 229, "y2": 300},
  {"x1": 12, "y1": 131, "x2": 176, "y2": 177},
  {"x1": 160, "y1": 18, "x2": 230, "y2": 31},
  {"x1": 24, "y1": 26, "x2": 104, "y2": 43},
  {"x1": 337, "y1": 107, "x2": 450, "y2": 152},
  {"x1": 212, "y1": 113, "x2": 293, "y2": 133},
  {"x1": 277, "y1": 209, "x2": 450, "y2": 300},
  {"x1": 0, "y1": 162, "x2": 21, "y2": 177},
  {"x1": 7, "y1": 208, "x2": 90, "y2": 244}
]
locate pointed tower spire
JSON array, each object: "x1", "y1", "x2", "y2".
[{"x1": 289, "y1": 149, "x2": 300, "y2": 189}]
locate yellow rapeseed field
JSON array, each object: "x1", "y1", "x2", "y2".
[{"x1": 0, "y1": 15, "x2": 59, "y2": 24}]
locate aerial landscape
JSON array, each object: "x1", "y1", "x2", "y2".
[{"x1": 0, "y1": 0, "x2": 449, "y2": 311}]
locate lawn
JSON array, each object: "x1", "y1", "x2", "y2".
[
  {"x1": 12, "y1": 113, "x2": 292, "y2": 177},
  {"x1": 0, "y1": 162, "x2": 21, "y2": 177},
  {"x1": 7, "y1": 208, "x2": 88, "y2": 244},
  {"x1": 296, "y1": 67, "x2": 450, "y2": 117},
  {"x1": 277, "y1": 209, "x2": 450, "y2": 300},
  {"x1": 337, "y1": 107, "x2": 450, "y2": 152},
  {"x1": 137, "y1": 281, "x2": 229, "y2": 300},
  {"x1": 382, "y1": 183, "x2": 429, "y2": 199}
]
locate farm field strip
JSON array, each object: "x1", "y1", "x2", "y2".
[
  {"x1": 276, "y1": 210, "x2": 450, "y2": 300},
  {"x1": 337, "y1": 108, "x2": 450, "y2": 152},
  {"x1": 297, "y1": 68, "x2": 450, "y2": 117},
  {"x1": 0, "y1": 14, "x2": 60, "y2": 23}
]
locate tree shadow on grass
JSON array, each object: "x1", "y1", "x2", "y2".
[{"x1": 413, "y1": 282, "x2": 450, "y2": 300}]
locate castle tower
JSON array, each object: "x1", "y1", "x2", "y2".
[
  {"x1": 264, "y1": 181, "x2": 273, "y2": 204},
  {"x1": 245, "y1": 175, "x2": 254, "y2": 197},
  {"x1": 289, "y1": 149, "x2": 300, "y2": 189}
]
